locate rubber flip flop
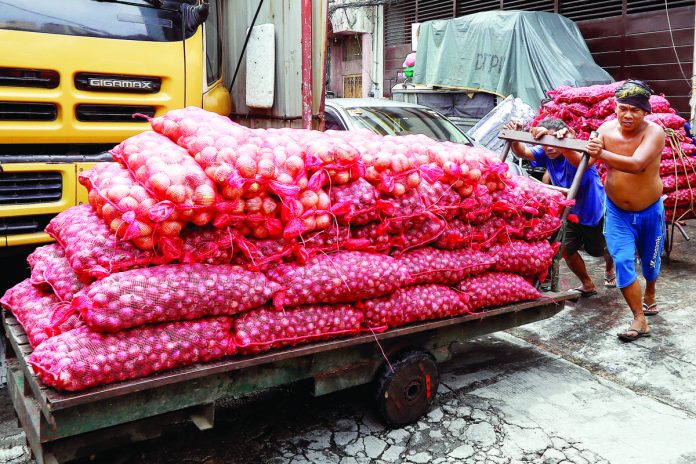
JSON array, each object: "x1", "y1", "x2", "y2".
[
  {"x1": 604, "y1": 273, "x2": 617, "y2": 288},
  {"x1": 573, "y1": 286, "x2": 598, "y2": 298},
  {"x1": 617, "y1": 328, "x2": 651, "y2": 342},
  {"x1": 643, "y1": 303, "x2": 659, "y2": 316}
]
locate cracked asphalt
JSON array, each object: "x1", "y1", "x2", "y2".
[{"x1": 2, "y1": 224, "x2": 696, "y2": 464}]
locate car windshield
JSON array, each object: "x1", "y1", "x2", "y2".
[
  {"x1": 344, "y1": 106, "x2": 471, "y2": 144},
  {"x1": 0, "y1": 0, "x2": 194, "y2": 42}
]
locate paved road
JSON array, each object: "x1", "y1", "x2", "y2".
[{"x1": 1, "y1": 226, "x2": 696, "y2": 464}]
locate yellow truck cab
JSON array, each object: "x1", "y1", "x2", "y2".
[{"x1": 0, "y1": 0, "x2": 230, "y2": 252}]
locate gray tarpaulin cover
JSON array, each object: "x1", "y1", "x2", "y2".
[{"x1": 413, "y1": 11, "x2": 613, "y2": 108}]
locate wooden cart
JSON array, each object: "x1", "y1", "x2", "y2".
[
  {"x1": 2, "y1": 129, "x2": 588, "y2": 463},
  {"x1": 2, "y1": 291, "x2": 575, "y2": 464}
]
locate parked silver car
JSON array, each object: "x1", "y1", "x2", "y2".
[{"x1": 324, "y1": 98, "x2": 526, "y2": 176}]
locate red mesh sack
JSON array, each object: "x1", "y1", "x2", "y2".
[
  {"x1": 662, "y1": 173, "x2": 696, "y2": 193},
  {"x1": 660, "y1": 157, "x2": 696, "y2": 176},
  {"x1": 80, "y1": 162, "x2": 185, "y2": 251},
  {"x1": 349, "y1": 223, "x2": 395, "y2": 252},
  {"x1": 379, "y1": 180, "x2": 462, "y2": 223},
  {"x1": 398, "y1": 247, "x2": 494, "y2": 286},
  {"x1": 300, "y1": 225, "x2": 380, "y2": 256},
  {"x1": 646, "y1": 113, "x2": 686, "y2": 130},
  {"x1": 69, "y1": 264, "x2": 279, "y2": 332},
  {"x1": 28, "y1": 243, "x2": 62, "y2": 291},
  {"x1": 589, "y1": 97, "x2": 616, "y2": 118},
  {"x1": 584, "y1": 117, "x2": 605, "y2": 131},
  {"x1": 493, "y1": 176, "x2": 572, "y2": 219},
  {"x1": 28, "y1": 244, "x2": 88, "y2": 301},
  {"x1": 267, "y1": 251, "x2": 408, "y2": 308},
  {"x1": 566, "y1": 102, "x2": 592, "y2": 116},
  {"x1": 111, "y1": 131, "x2": 219, "y2": 227},
  {"x1": 489, "y1": 240, "x2": 558, "y2": 277},
  {"x1": 28, "y1": 317, "x2": 236, "y2": 391},
  {"x1": 666, "y1": 207, "x2": 696, "y2": 221},
  {"x1": 662, "y1": 143, "x2": 696, "y2": 158},
  {"x1": 361, "y1": 284, "x2": 470, "y2": 329},
  {"x1": 45, "y1": 204, "x2": 168, "y2": 279},
  {"x1": 523, "y1": 214, "x2": 563, "y2": 241},
  {"x1": 649, "y1": 95, "x2": 675, "y2": 114},
  {"x1": 434, "y1": 219, "x2": 504, "y2": 250},
  {"x1": 150, "y1": 106, "x2": 250, "y2": 146},
  {"x1": 297, "y1": 132, "x2": 364, "y2": 186},
  {"x1": 329, "y1": 177, "x2": 385, "y2": 226},
  {"x1": 457, "y1": 272, "x2": 541, "y2": 311},
  {"x1": 213, "y1": 192, "x2": 283, "y2": 239},
  {"x1": 0, "y1": 280, "x2": 82, "y2": 348},
  {"x1": 554, "y1": 82, "x2": 622, "y2": 104},
  {"x1": 418, "y1": 181, "x2": 463, "y2": 219},
  {"x1": 664, "y1": 188, "x2": 696, "y2": 208},
  {"x1": 459, "y1": 185, "x2": 494, "y2": 224},
  {"x1": 180, "y1": 225, "x2": 237, "y2": 264},
  {"x1": 152, "y1": 109, "x2": 302, "y2": 239},
  {"x1": 389, "y1": 215, "x2": 447, "y2": 253},
  {"x1": 234, "y1": 304, "x2": 364, "y2": 355}
]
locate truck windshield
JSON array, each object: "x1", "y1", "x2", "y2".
[
  {"x1": 0, "y1": 0, "x2": 194, "y2": 42},
  {"x1": 345, "y1": 107, "x2": 471, "y2": 144}
]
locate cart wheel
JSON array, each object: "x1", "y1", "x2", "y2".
[{"x1": 375, "y1": 350, "x2": 439, "y2": 427}]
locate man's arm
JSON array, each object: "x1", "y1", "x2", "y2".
[
  {"x1": 586, "y1": 125, "x2": 664, "y2": 173},
  {"x1": 502, "y1": 120, "x2": 535, "y2": 161},
  {"x1": 552, "y1": 127, "x2": 597, "y2": 168}
]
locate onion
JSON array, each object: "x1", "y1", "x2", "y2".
[
  {"x1": 28, "y1": 317, "x2": 236, "y2": 391},
  {"x1": 458, "y1": 272, "x2": 541, "y2": 311},
  {"x1": 74, "y1": 263, "x2": 279, "y2": 332},
  {"x1": 362, "y1": 284, "x2": 469, "y2": 329},
  {"x1": 235, "y1": 304, "x2": 363, "y2": 354},
  {"x1": 1, "y1": 279, "x2": 83, "y2": 348}
]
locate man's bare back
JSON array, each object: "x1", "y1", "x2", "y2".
[{"x1": 595, "y1": 118, "x2": 664, "y2": 211}]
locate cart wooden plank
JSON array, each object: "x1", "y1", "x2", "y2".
[{"x1": 498, "y1": 129, "x2": 592, "y2": 151}]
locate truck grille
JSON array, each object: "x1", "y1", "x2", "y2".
[
  {"x1": 0, "y1": 102, "x2": 57, "y2": 121},
  {"x1": 75, "y1": 73, "x2": 161, "y2": 93},
  {"x1": 0, "y1": 172, "x2": 62, "y2": 205},
  {"x1": 0, "y1": 67, "x2": 59, "y2": 89},
  {"x1": 0, "y1": 214, "x2": 56, "y2": 236},
  {"x1": 75, "y1": 104, "x2": 155, "y2": 122}
]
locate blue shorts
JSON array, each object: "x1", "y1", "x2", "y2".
[{"x1": 604, "y1": 197, "x2": 665, "y2": 288}]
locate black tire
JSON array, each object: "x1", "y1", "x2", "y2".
[{"x1": 374, "y1": 350, "x2": 439, "y2": 427}]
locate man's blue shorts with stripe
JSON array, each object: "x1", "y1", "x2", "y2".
[{"x1": 604, "y1": 197, "x2": 665, "y2": 289}]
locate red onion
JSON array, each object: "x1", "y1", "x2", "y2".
[
  {"x1": 234, "y1": 304, "x2": 363, "y2": 354},
  {"x1": 267, "y1": 251, "x2": 408, "y2": 307},
  {"x1": 490, "y1": 240, "x2": 557, "y2": 277},
  {"x1": 45, "y1": 204, "x2": 169, "y2": 280},
  {"x1": 28, "y1": 317, "x2": 236, "y2": 391},
  {"x1": 399, "y1": 247, "x2": 494, "y2": 286},
  {"x1": 362, "y1": 284, "x2": 469, "y2": 329},
  {"x1": 0, "y1": 279, "x2": 82, "y2": 348},
  {"x1": 457, "y1": 272, "x2": 542, "y2": 311},
  {"x1": 28, "y1": 243, "x2": 88, "y2": 301},
  {"x1": 73, "y1": 264, "x2": 278, "y2": 332}
]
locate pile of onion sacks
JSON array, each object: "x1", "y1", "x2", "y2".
[{"x1": 1, "y1": 107, "x2": 571, "y2": 391}]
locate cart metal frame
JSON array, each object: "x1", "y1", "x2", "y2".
[{"x1": 498, "y1": 129, "x2": 594, "y2": 291}]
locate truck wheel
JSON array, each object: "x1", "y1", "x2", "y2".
[{"x1": 374, "y1": 350, "x2": 439, "y2": 427}]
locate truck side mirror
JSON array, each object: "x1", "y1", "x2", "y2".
[{"x1": 181, "y1": 1, "x2": 209, "y2": 36}]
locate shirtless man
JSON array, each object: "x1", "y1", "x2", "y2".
[{"x1": 586, "y1": 80, "x2": 666, "y2": 342}]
